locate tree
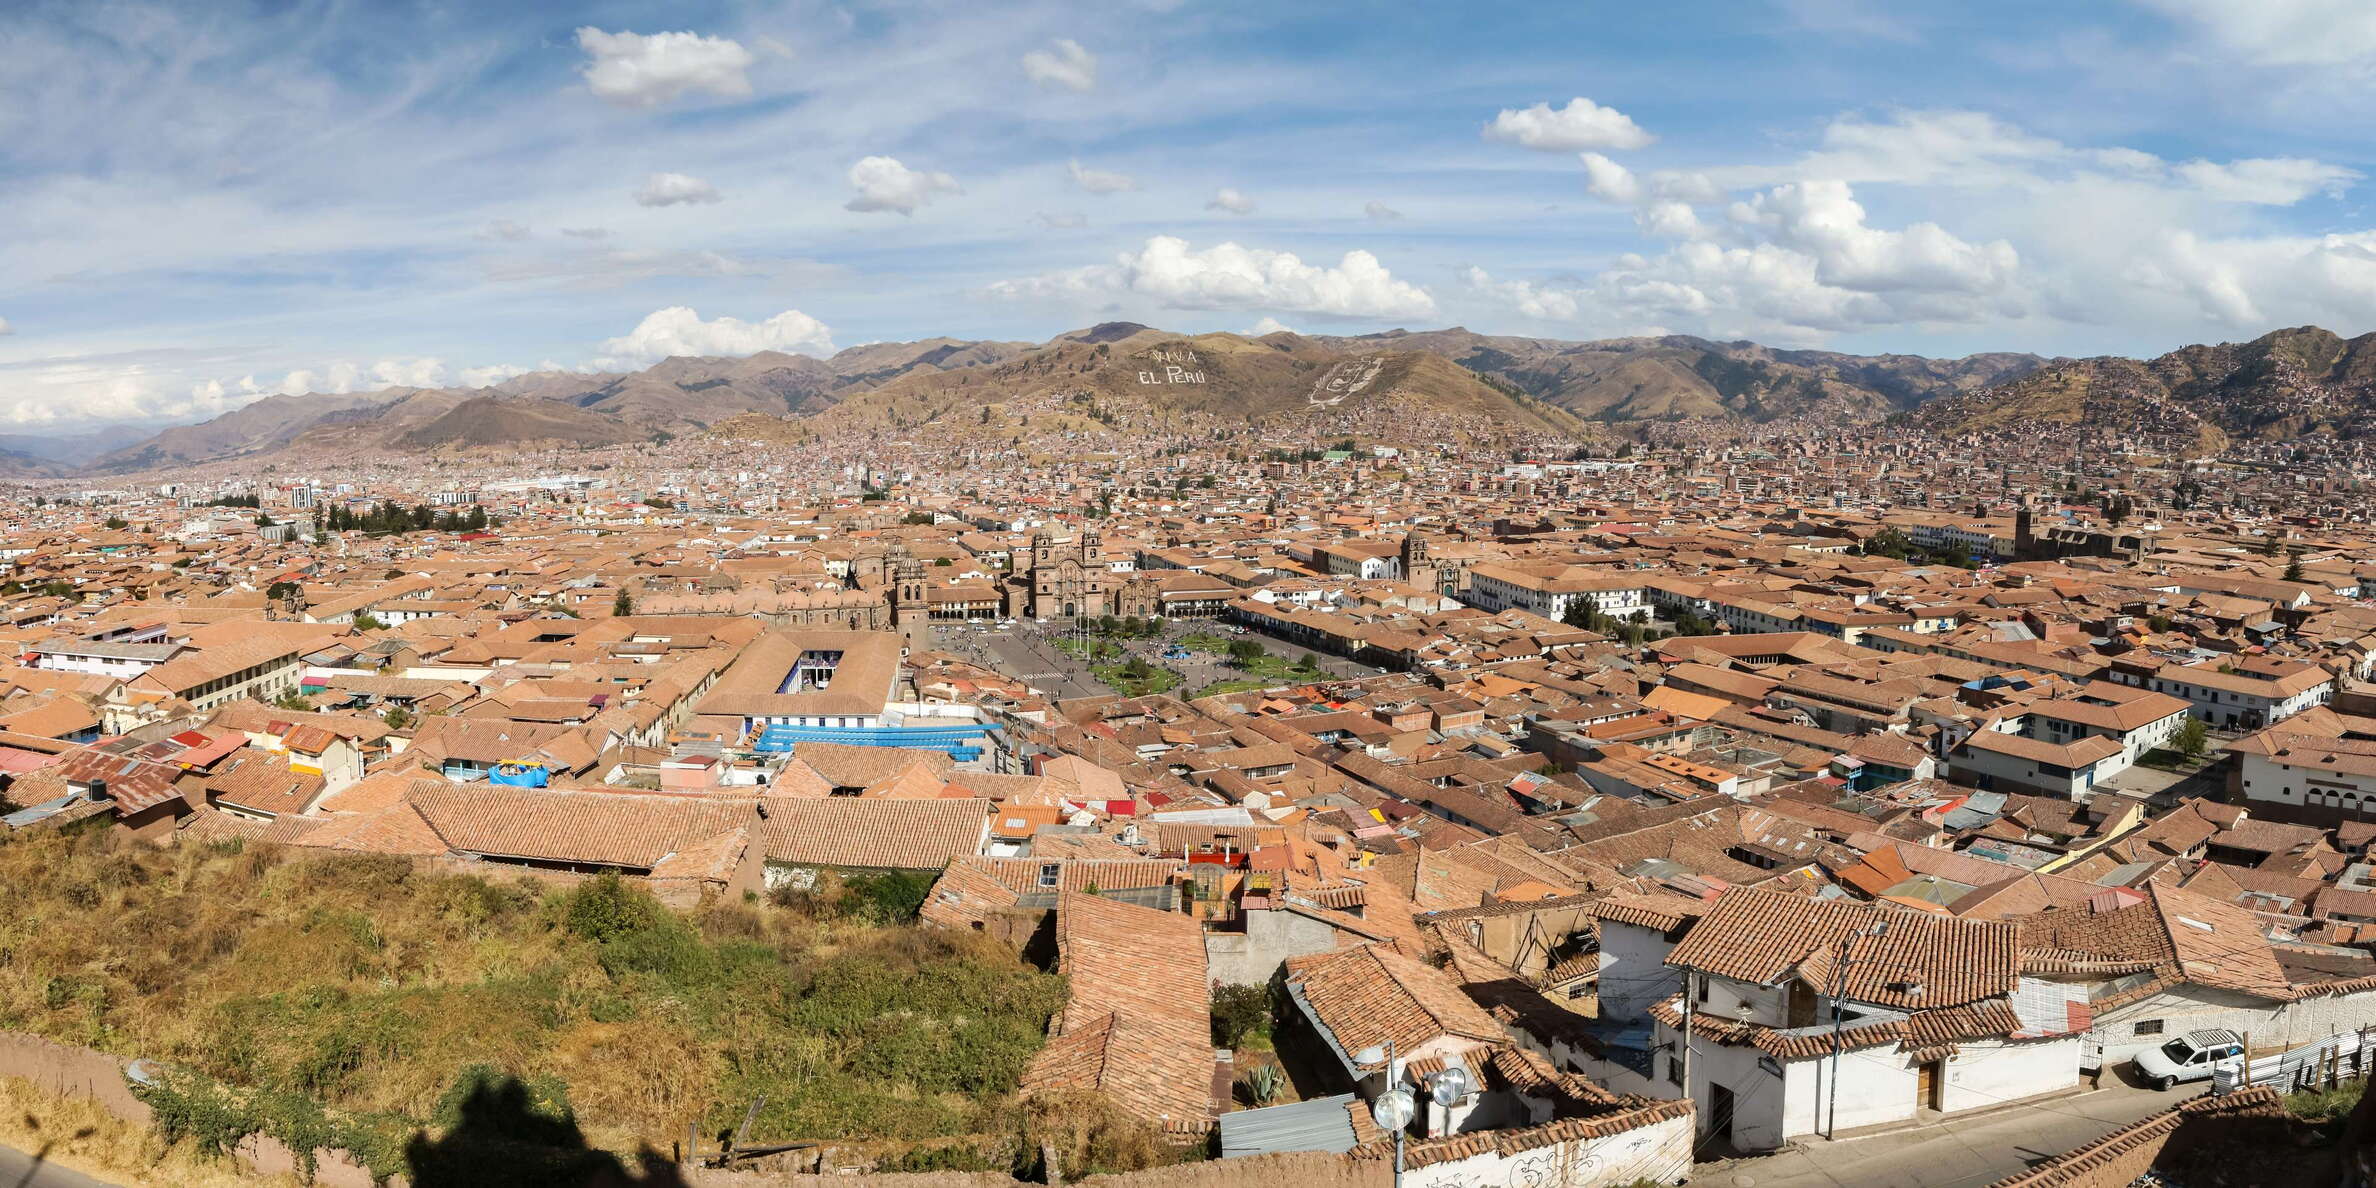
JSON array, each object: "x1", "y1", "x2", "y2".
[
  {"x1": 103, "y1": 516, "x2": 128, "y2": 530},
  {"x1": 353, "y1": 613, "x2": 386, "y2": 631},
  {"x1": 1210, "y1": 984, "x2": 1273, "y2": 1048},
  {"x1": 1226, "y1": 639, "x2": 1265, "y2": 667},
  {"x1": 2174, "y1": 717, "x2": 2210, "y2": 765},
  {"x1": 266, "y1": 581, "x2": 302, "y2": 603},
  {"x1": 2283, "y1": 556, "x2": 2306, "y2": 584},
  {"x1": 383, "y1": 706, "x2": 417, "y2": 731},
  {"x1": 2262, "y1": 533, "x2": 2285, "y2": 557},
  {"x1": 611, "y1": 589, "x2": 634, "y2": 617}
]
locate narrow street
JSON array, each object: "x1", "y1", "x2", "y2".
[{"x1": 1693, "y1": 1078, "x2": 2184, "y2": 1188}]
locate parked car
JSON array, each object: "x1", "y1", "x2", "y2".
[{"x1": 2134, "y1": 1028, "x2": 2245, "y2": 1090}]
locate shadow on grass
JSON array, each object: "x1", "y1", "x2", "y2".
[{"x1": 404, "y1": 1078, "x2": 689, "y2": 1188}]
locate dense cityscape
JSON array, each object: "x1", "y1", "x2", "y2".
[
  {"x1": 16, "y1": 3, "x2": 2376, "y2": 1187},
  {"x1": 0, "y1": 357, "x2": 2364, "y2": 1186}
]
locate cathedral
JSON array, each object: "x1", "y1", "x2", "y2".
[{"x1": 1010, "y1": 528, "x2": 1165, "y2": 620}]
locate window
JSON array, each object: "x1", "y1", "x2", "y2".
[
  {"x1": 1038, "y1": 864, "x2": 1060, "y2": 889},
  {"x1": 2134, "y1": 1019, "x2": 2164, "y2": 1037}
]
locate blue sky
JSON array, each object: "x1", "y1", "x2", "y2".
[{"x1": 8, "y1": 0, "x2": 2376, "y2": 430}]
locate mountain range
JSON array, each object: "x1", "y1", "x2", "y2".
[
  {"x1": 1908, "y1": 326, "x2": 2376, "y2": 453},
  {"x1": 29, "y1": 324, "x2": 2376, "y2": 476}
]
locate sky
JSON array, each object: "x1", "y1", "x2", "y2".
[{"x1": 9, "y1": 0, "x2": 2376, "y2": 432}]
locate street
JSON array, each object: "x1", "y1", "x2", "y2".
[
  {"x1": 0, "y1": 1141, "x2": 120, "y2": 1188},
  {"x1": 1693, "y1": 1076, "x2": 2184, "y2": 1188}
]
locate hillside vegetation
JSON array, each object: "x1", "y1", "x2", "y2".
[{"x1": 0, "y1": 827, "x2": 1078, "y2": 1180}]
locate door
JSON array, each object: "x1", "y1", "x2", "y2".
[
  {"x1": 1917, "y1": 1060, "x2": 1942, "y2": 1111},
  {"x1": 1707, "y1": 1083, "x2": 1735, "y2": 1147}
]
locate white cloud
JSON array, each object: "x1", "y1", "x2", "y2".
[
  {"x1": 844, "y1": 156, "x2": 960, "y2": 215},
  {"x1": 561, "y1": 227, "x2": 610, "y2": 240},
  {"x1": 1022, "y1": 38, "x2": 1098, "y2": 91},
  {"x1": 633, "y1": 172, "x2": 724, "y2": 207},
  {"x1": 988, "y1": 235, "x2": 1437, "y2": 320},
  {"x1": 1737, "y1": 179, "x2": 2019, "y2": 295},
  {"x1": 1638, "y1": 201, "x2": 1703, "y2": 240},
  {"x1": 1068, "y1": 159, "x2": 1138, "y2": 194},
  {"x1": 1482, "y1": 97, "x2": 1654, "y2": 152},
  {"x1": 1206, "y1": 187, "x2": 1257, "y2": 215},
  {"x1": 477, "y1": 219, "x2": 531, "y2": 242},
  {"x1": 2140, "y1": 0, "x2": 2376, "y2": 66},
  {"x1": 272, "y1": 357, "x2": 448, "y2": 396},
  {"x1": 1363, "y1": 200, "x2": 1403, "y2": 220},
  {"x1": 576, "y1": 28, "x2": 755, "y2": 107},
  {"x1": 1250, "y1": 316, "x2": 1298, "y2": 335},
  {"x1": 591, "y1": 306, "x2": 836, "y2": 369},
  {"x1": 5, "y1": 366, "x2": 258, "y2": 430},
  {"x1": 2172, "y1": 157, "x2": 2357, "y2": 205},
  {"x1": 1462, "y1": 175, "x2": 2023, "y2": 342},
  {"x1": 460, "y1": 364, "x2": 533, "y2": 388},
  {"x1": 1460, "y1": 267, "x2": 1590, "y2": 322},
  {"x1": 1033, "y1": 211, "x2": 1089, "y2": 229},
  {"x1": 0, "y1": 318, "x2": 12, "y2": 336},
  {"x1": 1579, "y1": 153, "x2": 1641, "y2": 204}
]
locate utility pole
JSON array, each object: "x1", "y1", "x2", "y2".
[{"x1": 1680, "y1": 967, "x2": 1695, "y2": 1112}]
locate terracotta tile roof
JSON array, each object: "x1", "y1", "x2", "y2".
[
  {"x1": 918, "y1": 856, "x2": 1181, "y2": 930},
  {"x1": 407, "y1": 780, "x2": 756, "y2": 870},
  {"x1": 752, "y1": 795, "x2": 989, "y2": 871},
  {"x1": 1021, "y1": 893, "x2": 1215, "y2": 1132},
  {"x1": 1286, "y1": 943, "x2": 1509, "y2": 1071},
  {"x1": 1665, "y1": 887, "x2": 2019, "y2": 1010}
]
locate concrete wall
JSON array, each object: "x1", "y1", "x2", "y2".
[
  {"x1": 1204, "y1": 909, "x2": 1341, "y2": 987},
  {"x1": 1594, "y1": 919, "x2": 1681, "y2": 1024},
  {"x1": 1936, "y1": 1037, "x2": 2082, "y2": 1115},
  {"x1": 1400, "y1": 1112, "x2": 1691, "y2": 1188},
  {"x1": 1781, "y1": 1043, "x2": 1917, "y2": 1141},
  {"x1": 2094, "y1": 982, "x2": 2376, "y2": 1067}
]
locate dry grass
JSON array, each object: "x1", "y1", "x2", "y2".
[
  {"x1": 0, "y1": 826, "x2": 1067, "y2": 1164},
  {"x1": 0, "y1": 1075, "x2": 302, "y2": 1188}
]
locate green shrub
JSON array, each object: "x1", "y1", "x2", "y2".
[
  {"x1": 561, "y1": 872, "x2": 658, "y2": 942},
  {"x1": 1210, "y1": 983, "x2": 1273, "y2": 1048},
  {"x1": 838, "y1": 871, "x2": 934, "y2": 923}
]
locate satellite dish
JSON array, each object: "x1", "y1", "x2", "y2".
[
  {"x1": 1370, "y1": 1088, "x2": 1414, "y2": 1132},
  {"x1": 1429, "y1": 1067, "x2": 1470, "y2": 1107}
]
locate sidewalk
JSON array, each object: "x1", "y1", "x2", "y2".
[{"x1": 1692, "y1": 1079, "x2": 2182, "y2": 1188}]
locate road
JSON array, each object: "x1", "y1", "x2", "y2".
[
  {"x1": 0, "y1": 1141, "x2": 121, "y2": 1188},
  {"x1": 1693, "y1": 1076, "x2": 2183, "y2": 1188}
]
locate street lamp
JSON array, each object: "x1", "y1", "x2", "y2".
[{"x1": 1355, "y1": 1043, "x2": 1469, "y2": 1188}]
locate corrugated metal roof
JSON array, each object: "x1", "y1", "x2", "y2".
[{"x1": 1217, "y1": 1093, "x2": 1359, "y2": 1159}]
